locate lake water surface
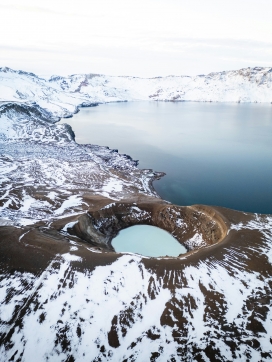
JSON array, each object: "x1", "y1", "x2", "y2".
[
  {"x1": 61, "y1": 102, "x2": 272, "y2": 214},
  {"x1": 112, "y1": 225, "x2": 187, "y2": 257}
]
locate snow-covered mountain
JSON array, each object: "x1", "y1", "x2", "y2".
[{"x1": 0, "y1": 66, "x2": 271, "y2": 120}]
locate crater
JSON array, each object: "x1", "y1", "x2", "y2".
[{"x1": 71, "y1": 195, "x2": 228, "y2": 257}]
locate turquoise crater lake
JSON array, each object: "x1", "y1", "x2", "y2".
[
  {"x1": 60, "y1": 101, "x2": 272, "y2": 214},
  {"x1": 112, "y1": 225, "x2": 187, "y2": 257}
]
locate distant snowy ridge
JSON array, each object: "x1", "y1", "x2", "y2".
[{"x1": 0, "y1": 66, "x2": 271, "y2": 119}]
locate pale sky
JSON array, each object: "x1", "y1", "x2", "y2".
[{"x1": 1, "y1": 0, "x2": 272, "y2": 77}]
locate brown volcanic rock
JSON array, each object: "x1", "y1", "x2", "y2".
[{"x1": 73, "y1": 195, "x2": 228, "y2": 253}]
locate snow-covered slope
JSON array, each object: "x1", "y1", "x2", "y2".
[
  {"x1": 0, "y1": 214, "x2": 272, "y2": 361},
  {"x1": 0, "y1": 101, "x2": 162, "y2": 226},
  {"x1": 0, "y1": 66, "x2": 271, "y2": 119},
  {"x1": 0, "y1": 67, "x2": 96, "y2": 119},
  {"x1": 50, "y1": 66, "x2": 272, "y2": 103}
]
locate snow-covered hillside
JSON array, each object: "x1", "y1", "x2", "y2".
[
  {"x1": 0, "y1": 66, "x2": 271, "y2": 120},
  {"x1": 1, "y1": 214, "x2": 272, "y2": 361},
  {"x1": 0, "y1": 101, "x2": 162, "y2": 227}
]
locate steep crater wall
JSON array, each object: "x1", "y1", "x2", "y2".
[{"x1": 72, "y1": 197, "x2": 228, "y2": 254}]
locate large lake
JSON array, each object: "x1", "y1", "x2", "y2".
[{"x1": 60, "y1": 102, "x2": 272, "y2": 214}]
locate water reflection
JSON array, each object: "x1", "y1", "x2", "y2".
[{"x1": 60, "y1": 101, "x2": 272, "y2": 213}]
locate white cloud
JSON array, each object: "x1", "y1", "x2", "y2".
[{"x1": 0, "y1": 0, "x2": 271, "y2": 76}]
